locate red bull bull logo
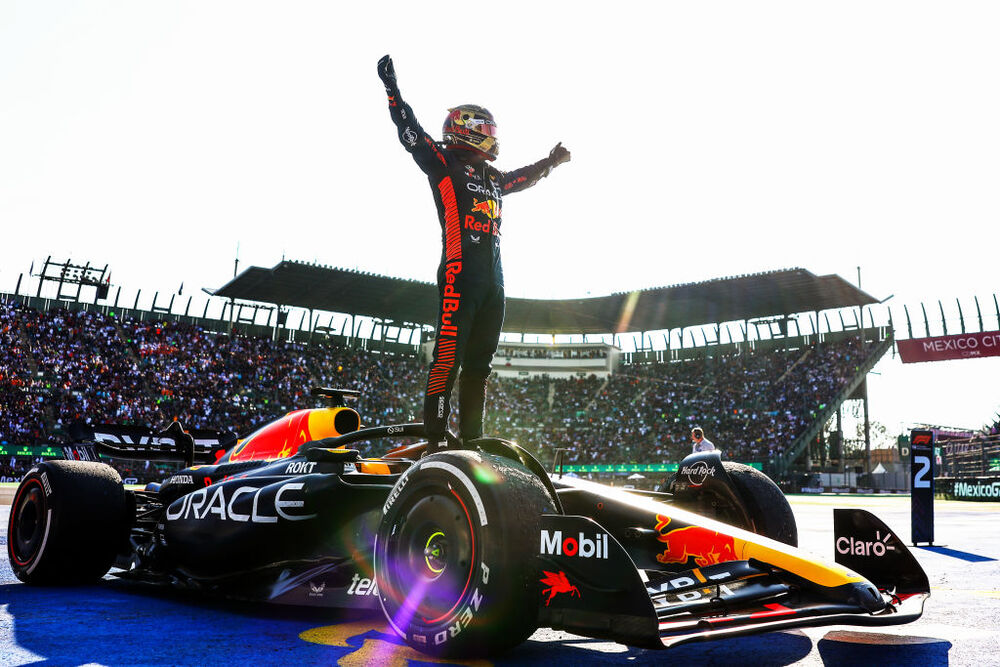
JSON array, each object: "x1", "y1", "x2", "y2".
[
  {"x1": 654, "y1": 515, "x2": 736, "y2": 567},
  {"x1": 227, "y1": 410, "x2": 312, "y2": 462},
  {"x1": 470, "y1": 197, "x2": 499, "y2": 220}
]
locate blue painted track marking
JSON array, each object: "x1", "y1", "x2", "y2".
[{"x1": 917, "y1": 546, "x2": 996, "y2": 562}]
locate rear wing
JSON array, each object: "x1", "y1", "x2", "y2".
[{"x1": 65, "y1": 421, "x2": 237, "y2": 467}]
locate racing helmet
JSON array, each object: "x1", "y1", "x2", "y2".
[{"x1": 442, "y1": 104, "x2": 498, "y2": 160}]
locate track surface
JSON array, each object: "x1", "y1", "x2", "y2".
[{"x1": 2, "y1": 493, "x2": 998, "y2": 666}]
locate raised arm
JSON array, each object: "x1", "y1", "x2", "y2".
[
  {"x1": 501, "y1": 143, "x2": 571, "y2": 194},
  {"x1": 378, "y1": 55, "x2": 448, "y2": 173}
]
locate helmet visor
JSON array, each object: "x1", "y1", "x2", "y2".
[{"x1": 466, "y1": 117, "x2": 497, "y2": 137}]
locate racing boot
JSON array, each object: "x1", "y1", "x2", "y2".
[{"x1": 458, "y1": 373, "x2": 489, "y2": 448}]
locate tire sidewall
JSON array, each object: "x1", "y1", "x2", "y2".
[
  {"x1": 375, "y1": 450, "x2": 549, "y2": 657},
  {"x1": 723, "y1": 461, "x2": 798, "y2": 547},
  {"x1": 7, "y1": 460, "x2": 126, "y2": 584},
  {"x1": 7, "y1": 468, "x2": 53, "y2": 580}
]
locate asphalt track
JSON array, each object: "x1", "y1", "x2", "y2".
[{"x1": 2, "y1": 492, "x2": 998, "y2": 666}]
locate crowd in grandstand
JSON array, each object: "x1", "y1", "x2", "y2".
[
  {"x1": 497, "y1": 346, "x2": 607, "y2": 359},
  {"x1": 1, "y1": 300, "x2": 878, "y2": 483},
  {"x1": 482, "y1": 335, "x2": 869, "y2": 466}
]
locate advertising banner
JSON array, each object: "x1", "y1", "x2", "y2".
[
  {"x1": 560, "y1": 462, "x2": 763, "y2": 474},
  {"x1": 938, "y1": 477, "x2": 1000, "y2": 502},
  {"x1": 0, "y1": 445, "x2": 63, "y2": 458},
  {"x1": 562, "y1": 463, "x2": 679, "y2": 474},
  {"x1": 898, "y1": 331, "x2": 1000, "y2": 363}
]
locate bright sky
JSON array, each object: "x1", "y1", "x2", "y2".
[{"x1": 2, "y1": 1, "x2": 998, "y2": 437}]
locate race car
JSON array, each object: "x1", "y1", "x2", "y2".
[{"x1": 7, "y1": 388, "x2": 929, "y2": 658}]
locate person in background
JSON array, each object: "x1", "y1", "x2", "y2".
[{"x1": 691, "y1": 426, "x2": 716, "y2": 453}]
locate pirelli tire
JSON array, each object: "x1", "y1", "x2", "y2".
[
  {"x1": 722, "y1": 461, "x2": 798, "y2": 547},
  {"x1": 374, "y1": 450, "x2": 557, "y2": 658},
  {"x1": 7, "y1": 460, "x2": 128, "y2": 585}
]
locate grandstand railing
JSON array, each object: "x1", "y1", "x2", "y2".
[
  {"x1": 773, "y1": 333, "x2": 894, "y2": 478},
  {"x1": 939, "y1": 434, "x2": 1000, "y2": 478}
]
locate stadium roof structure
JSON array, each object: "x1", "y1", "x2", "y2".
[{"x1": 214, "y1": 261, "x2": 878, "y2": 335}]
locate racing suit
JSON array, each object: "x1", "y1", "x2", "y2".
[{"x1": 382, "y1": 86, "x2": 563, "y2": 444}]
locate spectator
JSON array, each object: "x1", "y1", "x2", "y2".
[
  {"x1": 690, "y1": 426, "x2": 716, "y2": 453},
  {"x1": 0, "y1": 300, "x2": 881, "y2": 482}
]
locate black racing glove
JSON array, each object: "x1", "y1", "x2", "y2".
[
  {"x1": 377, "y1": 54, "x2": 398, "y2": 94},
  {"x1": 549, "y1": 142, "x2": 571, "y2": 167}
]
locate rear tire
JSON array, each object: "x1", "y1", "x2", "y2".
[
  {"x1": 723, "y1": 462, "x2": 797, "y2": 547},
  {"x1": 375, "y1": 450, "x2": 556, "y2": 658},
  {"x1": 7, "y1": 460, "x2": 128, "y2": 585}
]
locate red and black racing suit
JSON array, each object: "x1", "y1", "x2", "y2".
[{"x1": 383, "y1": 87, "x2": 562, "y2": 444}]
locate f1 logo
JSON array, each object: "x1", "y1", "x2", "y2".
[{"x1": 912, "y1": 434, "x2": 932, "y2": 445}]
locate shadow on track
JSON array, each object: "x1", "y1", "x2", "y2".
[
  {"x1": 818, "y1": 631, "x2": 952, "y2": 666},
  {"x1": 917, "y1": 546, "x2": 996, "y2": 562},
  {"x1": 0, "y1": 578, "x2": 952, "y2": 666}
]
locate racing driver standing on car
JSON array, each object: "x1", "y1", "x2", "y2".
[{"x1": 377, "y1": 55, "x2": 571, "y2": 454}]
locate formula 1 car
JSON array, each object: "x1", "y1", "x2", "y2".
[{"x1": 7, "y1": 388, "x2": 929, "y2": 658}]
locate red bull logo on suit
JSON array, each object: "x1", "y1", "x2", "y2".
[{"x1": 470, "y1": 197, "x2": 499, "y2": 220}]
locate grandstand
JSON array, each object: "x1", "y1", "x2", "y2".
[{"x1": 1, "y1": 259, "x2": 907, "y2": 490}]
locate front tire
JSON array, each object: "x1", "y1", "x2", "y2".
[
  {"x1": 8, "y1": 460, "x2": 128, "y2": 585},
  {"x1": 723, "y1": 462, "x2": 797, "y2": 546},
  {"x1": 375, "y1": 450, "x2": 556, "y2": 658}
]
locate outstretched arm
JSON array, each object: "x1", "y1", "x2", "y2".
[
  {"x1": 378, "y1": 55, "x2": 447, "y2": 173},
  {"x1": 501, "y1": 143, "x2": 571, "y2": 194}
]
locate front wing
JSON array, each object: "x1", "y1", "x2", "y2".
[{"x1": 535, "y1": 513, "x2": 929, "y2": 649}]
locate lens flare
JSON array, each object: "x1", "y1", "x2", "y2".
[
  {"x1": 389, "y1": 575, "x2": 431, "y2": 636},
  {"x1": 615, "y1": 290, "x2": 641, "y2": 334},
  {"x1": 472, "y1": 464, "x2": 501, "y2": 486}
]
